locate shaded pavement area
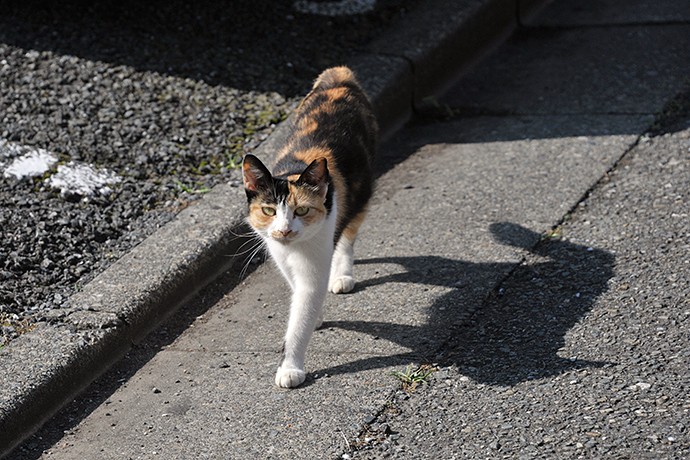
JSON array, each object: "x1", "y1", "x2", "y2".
[{"x1": 9, "y1": 0, "x2": 690, "y2": 458}]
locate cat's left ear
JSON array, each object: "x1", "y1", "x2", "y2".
[{"x1": 298, "y1": 158, "x2": 329, "y2": 198}]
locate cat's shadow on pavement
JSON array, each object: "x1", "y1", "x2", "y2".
[{"x1": 319, "y1": 222, "x2": 615, "y2": 386}]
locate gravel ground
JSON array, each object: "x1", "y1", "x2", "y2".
[{"x1": 0, "y1": 0, "x2": 417, "y2": 345}]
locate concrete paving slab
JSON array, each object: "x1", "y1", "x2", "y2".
[
  {"x1": 2, "y1": 0, "x2": 552, "y2": 455},
  {"x1": 379, "y1": 114, "x2": 649, "y2": 225},
  {"x1": 40, "y1": 347, "x2": 393, "y2": 459},
  {"x1": 527, "y1": 0, "x2": 690, "y2": 26},
  {"x1": 7, "y1": 1, "x2": 689, "y2": 458},
  {"x1": 18, "y1": 107, "x2": 651, "y2": 458},
  {"x1": 364, "y1": 122, "x2": 690, "y2": 460},
  {"x1": 0, "y1": 178, "x2": 249, "y2": 455},
  {"x1": 438, "y1": 24, "x2": 690, "y2": 116},
  {"x1": 368, "y1": 0, "x2": 520, "y2": 102}
]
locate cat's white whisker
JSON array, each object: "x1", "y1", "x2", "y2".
[
  {"x1": 228, "y1": 226, "x2": 257, "y2": 239},
  {"x1": 232, "y1": 234, "x2": 264, "y2": 257},
  {"x1": 239, "y1": 239, "x2": 266, "y2": 280}
]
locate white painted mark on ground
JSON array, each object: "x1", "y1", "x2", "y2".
[
  {"x1": 48, "y1": 162, "x2": 121, "y2": 197},
  {"x1": 293, "y1": 0, "x2": 376, "y2": 16},
  {"x1": 1, "y1": 139, "x2": 121, "y2": 196},
  {"x1": 1, "y1": 140, "x2": 57, "y2": 179}
]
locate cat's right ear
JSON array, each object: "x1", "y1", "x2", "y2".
[{"x1": 242, "y1": 154, "x2": 272, "y2": 194}]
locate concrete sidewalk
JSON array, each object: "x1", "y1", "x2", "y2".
[
  {"x1": 7, "y1": 0, "x2": 690, "y2": 458},
  {"x1": 0, "y1": 0, "x2": 530, "y2": 456}
]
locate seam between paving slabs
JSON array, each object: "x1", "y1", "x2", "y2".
[{"x1": 0, "y1": 0, "x2": 541, "y2": 456}]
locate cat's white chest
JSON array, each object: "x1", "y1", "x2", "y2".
[{"x1": 265, "y1": 199, "x2": 336, "y2": 287}]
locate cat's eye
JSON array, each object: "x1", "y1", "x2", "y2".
[
  {"x1": 262, "y1": 206, "x2": 276, "y2": 216},
  {"x1": 294, "y1": 206, "x2": 309, "y2": 217}
]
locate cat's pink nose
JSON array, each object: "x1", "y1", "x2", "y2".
[{"x1": 271, "y1": 229, "x2": 294, "y2": 240}]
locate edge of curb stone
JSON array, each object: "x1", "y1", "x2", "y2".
[{"x1": 0, "y1": 0, "x2": 549, "y2": 456}]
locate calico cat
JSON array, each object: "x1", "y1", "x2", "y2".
[{"x1": 242, "y1": 66, "x2": 378, "y2": 388}]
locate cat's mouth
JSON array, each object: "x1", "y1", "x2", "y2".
[{"x1": 270, "y1": 231, "x2": 297, "y2": 243}]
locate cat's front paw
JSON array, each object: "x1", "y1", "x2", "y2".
[
  {"x1": 275, "y1": 366, "x2": 306, "y2": 388},
  {"x1": 329, "y1": 276, "x2": 355, "y2": 294}
]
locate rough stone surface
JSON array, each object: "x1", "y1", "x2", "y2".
[
  {"x1": 0, "y1": 0, "x2": 418, "y2": 342},
  {"x1": 6, "y1": 0, "x2": 690, "y2": 458},
  {"x1": 356, "y1": 122, "x2": 690, "y2": 460},
  {"x1": 2, "y1": 0, "x2": 533, "y2": 456},
  {"x1": 439, "y1": 25, "x2": 690, "y2": 116}
]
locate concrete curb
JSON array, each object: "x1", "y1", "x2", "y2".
[{"x1": 0, "y1": 0, "x2": 546, "y2": 456}]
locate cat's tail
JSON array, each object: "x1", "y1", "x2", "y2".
[{"x1": 312, "y1": 66, "x2": 359, "y2": 91}]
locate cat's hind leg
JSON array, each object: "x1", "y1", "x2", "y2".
[
  {"x1": 329, "y1": 210, "x2": 367, "y2": 294},
  {"x1": 329, "y1": 237, "x2": 355, "y2": 294}
]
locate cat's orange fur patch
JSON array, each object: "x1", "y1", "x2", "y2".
[
  {"x1": 296, "y1": 117, "x2": 318, "y2": 138},
  {"x1": 287, "y1": 185, "x2": 326, "y2": 225},
  {"x1": 324, "y1": 86, "x2": 348, "y2": 102},
  {"x1": 313, "y1": 66, "x2": 357, "y2": 90},
  {"x1": 247, "y1": 202, "x2": 274, "y2": 230},
  {"x1": 256, "y1": 65, "x2": 376, "y2": 247},
  {"x1": 341, "y1": 208, "x2": 368, "y2": 243},
  {"x1": 277, "y1": 146, "x2": 348, "y2": 224},
  {"x1": 246, "y1": 185, "x2": 328, "y2": 230}
]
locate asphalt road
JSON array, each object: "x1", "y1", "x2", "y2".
[{"x1": 10, "y1": 0, "x2": 690, "y2": 458}]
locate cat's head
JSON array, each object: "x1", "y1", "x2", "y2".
[{"x1": 242, "y1": 154, "x2": 330, "y2": 244}]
